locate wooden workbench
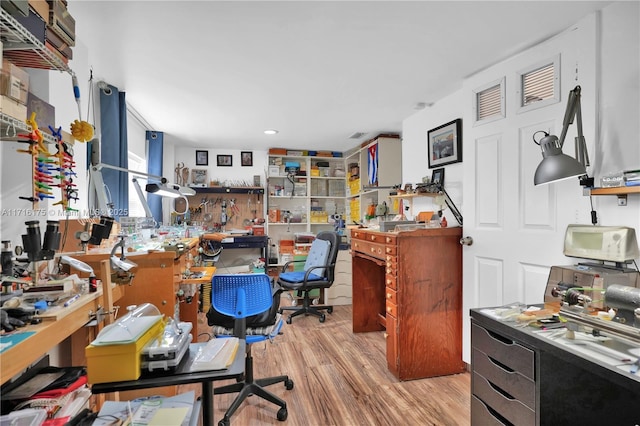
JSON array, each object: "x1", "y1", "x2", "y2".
[{"x1": 0, "y1": 280, "x2": 124, "y2": 385}]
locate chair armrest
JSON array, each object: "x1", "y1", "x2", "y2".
[{"x1": 280, "y1": 259, "x2": 305, "y2": 273}]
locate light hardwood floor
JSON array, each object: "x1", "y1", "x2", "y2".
[{"x1": 183, "y1": 299, "x2": 471, "y2": 426}]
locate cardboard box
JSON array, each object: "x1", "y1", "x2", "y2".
[
  {"x1": 0, "y1": 95, "x2": 28, "y2": 120},
  {"x1": 28, "y1": 0, "x2": 49, "y2": 20},
  {"x1": 26, "y1": 91, "x2": 55, "y2": 131},
  {"x1": 1, "y1": 59, "x2": 30, "y2": 104}
]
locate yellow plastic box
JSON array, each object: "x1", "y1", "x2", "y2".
[{"x1": 85, "y1": 317, "x2": 164, "y2": 384}]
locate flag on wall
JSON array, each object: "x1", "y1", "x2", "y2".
[{"x1": 368, "y1": 143, "x2": 378, "y2": 186}]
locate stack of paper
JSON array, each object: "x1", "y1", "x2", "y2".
[{"x1": 190, "y1": 337, "x2": 240, "y2": 371}]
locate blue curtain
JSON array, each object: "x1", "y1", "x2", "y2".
[
  {"x1": 146, "y1": 131, "x2": 164, "y2": 224},
  {"x1": 99, "y1": 85, "x2": 128, "y2": 217}
]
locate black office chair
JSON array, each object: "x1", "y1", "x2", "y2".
[
  {"x1": 277, "y1": 231, "x2": 339, "y2": 323},
  {"x1": 208, "y1": 273, "x2": 294, "y2": 426}
]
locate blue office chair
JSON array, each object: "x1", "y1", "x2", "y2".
[
  {"x1": 210, "y1": 273, "x2": 294, "y2": 426},
  {"x1": 277, "y1": 231, "x2": 339, "y2": 323}
]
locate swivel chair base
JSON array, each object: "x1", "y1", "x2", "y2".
[
  {"x1": 279, "y1": 291, "x2": 334, "y2": 323},
  {"x1": 214, "y1": 346, "x2": 294, "y2": 426}
]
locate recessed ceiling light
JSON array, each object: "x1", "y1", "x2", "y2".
[{"x1": 264, "y1": 129, "x2": 279, "y2": 135}]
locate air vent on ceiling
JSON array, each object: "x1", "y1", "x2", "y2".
[{"x1": 348, "y1": 132, "x2": 367, "y2": 139}]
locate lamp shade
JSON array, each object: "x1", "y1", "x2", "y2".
[{"x1": 534, "y1": 133, "x2": 586, "y2": 185}]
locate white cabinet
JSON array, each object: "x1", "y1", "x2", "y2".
[
  {"x1": 345, "y1": 135, "x2": 402, "y2": 224},
  {"x1": 266, "y1": 154, "x2": 346, "y2": 253}
]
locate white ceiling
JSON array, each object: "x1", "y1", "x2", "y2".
[{"x1": 69, "y1": 1, "x2": 611, "y2": 152}]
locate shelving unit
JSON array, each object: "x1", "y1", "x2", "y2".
[
  {"x1": 266, "y1": 154, "x2": 346, "y2": 241},
  {"x1": 0, "y1": 8, "x2": 73, "y2": 73},
  {"x1": 345, "y1": 135, "x2": 402, "y2": 224}
]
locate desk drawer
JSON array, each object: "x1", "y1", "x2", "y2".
[
  {"x1": 473, "y1": 372, "x2": 534, "y2": 426},
  {"x1": 385, "y1": 287, "x2": 397, "y2": 305},
  {"x1": 383, "y1": 235, "x2": 397, "y2": 245},
  {"x1": 385, "y1": 255, "x2": 397, "y2": 269},
  {"x1": 384, "y1": 244, "x2": 397, "y2": 256},
  {"x1": 385, "y1": 274, "x2": 397, "y2": 290},
  {"x1": 471, "y1": 395, "x2": 509, "y2": 426},
  {"x1": 472, "y1": 348, "x2": 535, "y2": 409},
  {"x1": 352, "y1": 240, "x2": 385, "y2": 260},
  {"x1": 385, "y1": 300, "x2": 397, "y2": 318},
  {"x1": 472, "y1": 323, "x2": 534, "y2": 380}
]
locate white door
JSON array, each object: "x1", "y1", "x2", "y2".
[{"x1": 460, "y1": 16, "x2": 598, "y2": 362}]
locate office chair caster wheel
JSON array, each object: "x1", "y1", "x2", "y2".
[
  {"x1": 286, "y1": 316, "x2": 292, "y2": 324},
  {"x1": 285, "y1": 379, "x2": 294, "y2": 390},
  {"x1": 327, "y1": 307, "x2": 333, "y2": 314},
  {"x1": 219, "y1": 418, "x2": 230, "y2": 426},
  {"x1": 319, "y1": 314, "x2": 326, "y2": 323},
  {"x1": 277, "y1": 407, "x2": 288, "y2": 421}
]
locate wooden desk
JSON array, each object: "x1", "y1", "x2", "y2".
[
  {"x1": 71, "y1": 241, "x2": 203, "y2": 341},
  {"x1": 351, "y1": 227, "x2": 465, "y2": 380},
  {"x1": 0, "y1": 283, "x2": 123, "y2": 386}
]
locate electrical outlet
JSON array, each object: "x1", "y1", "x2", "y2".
[{"x1": 617, "y1": 196, "x2": 627, "y2": 206}]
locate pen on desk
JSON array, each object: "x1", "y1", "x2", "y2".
[{"x1": 64, "y1": 294, "x2": 81, "y2": 307}]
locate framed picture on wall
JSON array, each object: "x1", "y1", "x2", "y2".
[
  {"x1": 195, "y1": 150, "x2": 208, "y2": 166},
  {"x1": 431, "y1": 167, "x2": 445, "y2": 187},
  {"x1": 427, "y1": 118, "x2": 462, "y2": 168},
  {"x1": 241, "y1": 151, "x2": 253, "y2": 167},
  {"x1": 217, "y1": 154, "x2": 233, "y2": 167},
  {"x1": 192, "y1": 169, "x2": 208, "y2": 185}
]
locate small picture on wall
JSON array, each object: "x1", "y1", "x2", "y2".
[
  {"x1": 217, "y1": 154, "x2": 233, "y2": 167},
  {"x1": 195, "y1": 150, "x2": 208, "y2": 166},
  {"x1": 192, "y1": 169, "x2": 208, "y2": 185},
  {"x1": 427, "y1": 118, "x2": 462, "y2": 168},
  {"x1": 241, "y1": 151, "x2": 253, "y2": 167}
]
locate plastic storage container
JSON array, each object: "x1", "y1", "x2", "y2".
[
  {"x1": 85, "y1": 303, "x2": 164, "y2": 383},
  {"x1": 141, "y1": 321, "x2": 193, "y2": 372}
]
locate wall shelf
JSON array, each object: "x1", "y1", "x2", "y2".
[
  {"x1": 1, "y1": 112, "x2": 59, "y2": 145},
  {"x1": 589, "y1": 186, "x2": 640, "y2": 195},
  {"x1": 0, "y1": 9, "x2": 73, "y2": 74},
  {"x1": 191, "y1": 186, "x2": 264, "y2": 194}
]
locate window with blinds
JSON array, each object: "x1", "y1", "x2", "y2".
[
  {"x1": 473, "y1": 77, "x2": 505, "y2": 124},
  {"x1": 517, "y1": 55, "x2": 560, "y2": 112},
  {"x1": 522, "y1": 63, "x2": 554, "y2": 105}
]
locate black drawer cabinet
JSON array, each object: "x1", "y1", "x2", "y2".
[{"x1": 470, "y1": 308, "x2": 640, "y2": 425}]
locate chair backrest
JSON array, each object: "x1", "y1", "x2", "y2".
[
  {"x1": 310, "y1": 231, "x2": 339, "y2": 282},
  {"x1": 212, "y1": 274, "x2": 273, "y2": 320}
]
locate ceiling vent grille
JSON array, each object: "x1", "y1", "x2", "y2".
[{"x1": 348, "y1": 132, "x2": 367, "y2": 139}]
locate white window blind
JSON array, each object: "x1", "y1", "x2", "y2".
[
  {"x1": 477, "y1": 84, "x2": 502, "y2": 121},
  {"x1": 522, "y1": 63, "x2": 555, "y2": 106}
]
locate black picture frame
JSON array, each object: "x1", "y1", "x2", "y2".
[
  {"x1": 431, "y1": 167, "x2": 445, "y2": 187},
  {"x1": 427, "y1": 118, "x2": 462, "y2": 168},
  {"x1": 217, "y1": 154, "x2": 233, "y2": 167},
  {"x1": 195, "y1": 150, "x2": 208, "y2": 166},
  {"x1": 241, "y1": 151, "x2": 253, "y2": 167}
]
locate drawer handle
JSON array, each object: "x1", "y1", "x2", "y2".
[
  {"x1": 383, "y1": 332, "x2": 388, "y2": 338},
  {"x1": 370, "y1": 247, "x2": 375, "y2": 253},
  {"x1": 488, "y1": 355, "x2": 515, "y2": 373},
  {"x1": 370, "y1": 235, "x2": 376, "y2": 241},
  {"x1": 386, "y1": 293, "x2": 392, "y2": 299},
  {"x1": 387, "y1": 306, "x2": 392, "y2": 313},
  {"x1": 386, "y1": 279, "x2": 392, "y2": 285}
]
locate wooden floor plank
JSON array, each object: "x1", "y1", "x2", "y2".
[{"x1": 184, "y1": 301, "x2": 470, "y2": 425}]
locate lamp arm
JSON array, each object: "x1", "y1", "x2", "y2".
[
  {"x1": 558, "y1": 86, "x2": 581, "y2": 148},
  {"x1": 439, "y1": 187, "x2": 463, "y2": 226},
  {"x1": 92, "y1": 163, "x2": 166, "y2": 183},
  {"x1": 132, "y1": 178, "x2": 154, "y2": 219}
]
